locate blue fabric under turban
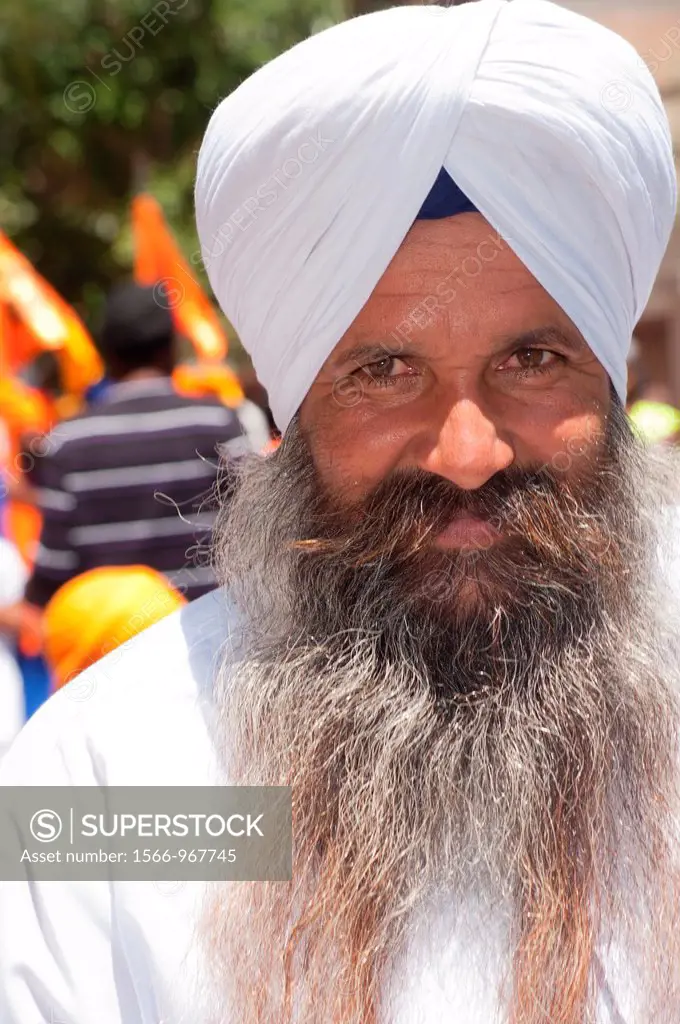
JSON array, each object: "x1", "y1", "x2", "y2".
[{"x1": 417, "y1": 168, "x2": 477, "y2": 220}]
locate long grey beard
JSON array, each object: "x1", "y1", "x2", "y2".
[{"x1": 204, "y1": 404, "x2": 680, "y2": 1024}]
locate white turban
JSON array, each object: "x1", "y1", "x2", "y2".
[{"x1": 195, "y1": 0, "x2": 676, "y2": 434}]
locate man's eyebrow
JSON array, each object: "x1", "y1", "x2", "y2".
[
  {"x1": 328, "y1": 342, "x2": 399, "y2": 370},
  {"x1": 501, "y1": 325, "x2": 587, "y2": 355}
]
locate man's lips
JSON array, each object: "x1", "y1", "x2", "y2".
[{"x1": 434, "y1": 513, "x2": 501, "y2": 551}]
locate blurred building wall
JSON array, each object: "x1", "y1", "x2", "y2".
[{"x1": 568, "y1": 2, "x2": 680, "y2": 403}]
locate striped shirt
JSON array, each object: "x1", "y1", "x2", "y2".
[{"x1": 26, "y1": 378, "x2": 250, "y2": 607}]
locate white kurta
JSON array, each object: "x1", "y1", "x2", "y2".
[{"x1": 0, "y1": 589, "x2": 639, "y2": 1022}]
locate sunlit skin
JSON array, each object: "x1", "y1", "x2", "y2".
[{"x1": 299, "y1": 214, "x2": 611, "y2": 550}]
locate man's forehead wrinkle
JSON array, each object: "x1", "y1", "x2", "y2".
[
  {"x1": 346, "y1": 294, "x2": 445, "y2": 332},
  {"x1": 383, "y1": 243, "x2": 494, "y2": 274},
  {"x1": 474, "y1": 280, "x2": 545, "y2": 299},
  {"x1": 404, "y1": 212, "x2": 494, "y2": 244},
  {"x1": 379, "y1": 247, "x2": 505, "y2": 280},
  {"x1": 368, "y1": 280, "x2": 543, "y2": 304},
  {"x1": 373, "y1": 263, "x2": 542, "y2": 300},
  {"x1": 381, "y1": 230, "x2": 497, "y2": 266}
]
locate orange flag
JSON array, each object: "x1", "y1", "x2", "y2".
[
  {"x1": 0, "y1": 231, "x2": 103, "y2": 396},
  {"x1": 172, "y1": 362, "x2": 244, "y2": 408},
  {"x1": 131, "y1": 193, "x2": 227, "y2": 362},
  {"x1": 0, "y1": 372, "x2": 57, "y2": 568}
]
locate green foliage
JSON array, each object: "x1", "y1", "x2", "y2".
[{"x1": 0, "y1": 0, "x2": 346, "y2": 333}]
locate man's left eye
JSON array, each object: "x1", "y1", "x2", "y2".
[
  {"x1": 503, "y1": 347, "x2": 561, "y2": 373},
  {"x1": 358, "y1": 355, "x2": 413, "y2": 380}
]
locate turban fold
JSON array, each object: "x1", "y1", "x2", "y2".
[
  {"x1": 195, "y1": 0, "x2": 676, "y2": 433},
  {"x1": 44, "y1": 566, "x2": 186, "y2": 689}
]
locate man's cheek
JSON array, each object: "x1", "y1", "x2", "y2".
[
  {"x1": 306, "y1": 431, "x2": 366, "y2": 504},
  {"x1": 528, "y1": 414, "x2": 607, "y2": 478},
  {"x1": 305, "y1": 423, "x2": 386, "y2": 505},
  {"x1": 324, "y1": 455, "x2": 379, "y2": 505},
  {"x1": 561, "y1": 421, "x2": 608, "y2": 477}
]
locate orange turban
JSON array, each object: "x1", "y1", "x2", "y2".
[{"x1": 44, "y1": 566, "x2": 187, "y2": 689}]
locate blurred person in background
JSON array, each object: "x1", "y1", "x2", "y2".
[
  {"x1": 25, "y1": 281, "x2": 250, "y2": 607},
  {"x1": 43, "y1": 565, "x2": 185, "y2": 689},
  {"x1": 173, "y1": 360, "x2": 272, "y2": 452}
]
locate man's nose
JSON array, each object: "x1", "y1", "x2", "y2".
[{"x1": 417, "y1": 398, "x2": 515, "y2": 491}]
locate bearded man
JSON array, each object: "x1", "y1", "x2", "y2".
[{"x1": 1, "y1": 2, "x2": 679, "y2": 1022}]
